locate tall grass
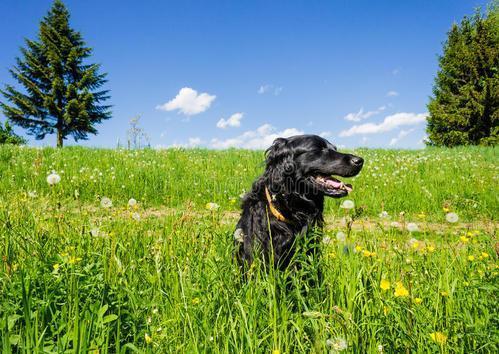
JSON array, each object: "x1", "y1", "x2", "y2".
[{"x1": 0, "y1": 145, "x2": 497, "y2": 352}]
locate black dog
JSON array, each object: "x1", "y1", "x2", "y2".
[{"x1": 234, "y1": 134, "x2": 363, "y2": 271}]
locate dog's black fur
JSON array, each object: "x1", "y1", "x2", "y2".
[{"x1": 235, "y1": 134, "x2": 363, "y2": 270}]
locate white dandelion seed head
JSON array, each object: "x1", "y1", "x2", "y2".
[
  {"x1": 90, "y1": 228, "x2": 100, "y2": 237},
  {"x1": 326, "y1": 337, "x2": 348, "y2": 351},
  {"x1": 234, "y1": 228, "x2": 244, "y2": 243},
  {"x1": 340, "y1": 200, "x2": 355, "y2": 209},
  {"x1": 206, "y1": 202, "x2": 220, "y2": 211},
  {"x1": 406, "y1": 222, "x2": 419, "y2": 232},
  {"x1": 46, "y1": 173, "x2": 61, "y2": 185},
  {"x1": 322, "y1": 236, "x2": 332, "y2": 245},
  {"x1": 128, "y1": 198, "x2": 137, "y2": 207},
  {"x1": 132, "y1": 212, "x2": 140, "y2": 221},
  {"x1": 336, "y1": 231, "x2": 346, "y2": 242},
  {"x1": 445, "y1": 212, "x2": 458, "y2": 223},
  {"x1": 28, "y1": 191, "x2": 37, "y2": 198},
  {"x1": 379, "y1": 211, "x2": 389, "y2": 218},
  {"x1": 390, "y1": 221, "x2": 401, "y2": 228},
  {"x1": 100, "y1": 197, "x2": 113, "y2": 208}
]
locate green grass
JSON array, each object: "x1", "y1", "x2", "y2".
[{"x1": 0, "y1": 145, "x2": 497, "y2": 353}]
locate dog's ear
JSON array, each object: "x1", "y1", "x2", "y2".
[
  {"x1": 265, "y1": 138, "x2": 296, "y2": 194},
  {"x1": 265, "y1": 138, "x2": 291, "y2": 166}
]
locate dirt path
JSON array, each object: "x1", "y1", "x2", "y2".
[{"x1": 104, "y1": 205, "x2": 497, "y2": 234}]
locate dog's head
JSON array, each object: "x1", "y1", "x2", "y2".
[{"x1": 265, "y1": 134, "x2": 363, "y2": 198}]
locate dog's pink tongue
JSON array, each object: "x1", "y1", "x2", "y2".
[{"x1": 325, "y1": 179, "x2": 342, "y2": 189}]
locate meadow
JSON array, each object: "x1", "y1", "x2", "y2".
[{"x1": 0, "y1": 145, "x2": 497, "y2": 353}]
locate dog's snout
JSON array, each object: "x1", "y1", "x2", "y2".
[{"x1": 350, "y1": 156, "x2": 364, "y2": 167}]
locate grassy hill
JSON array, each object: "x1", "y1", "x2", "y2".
[{"x1": 0, "y1": 145, "x2": 497, "y2": 352}]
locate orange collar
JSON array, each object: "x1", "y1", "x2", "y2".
[{"x1": 264, "y1": 186, "x2": 289, "y2": 223}]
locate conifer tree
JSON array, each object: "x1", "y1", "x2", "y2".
[
  {"x1": 426, "y1": 6, "x2": 498, "y2": 146},
  {"x1": 0, "y1": 0, "x2": 111, "y2": 147},
  {"x1": 0, "y1": 120, "x2": 26, "y2": 145}
]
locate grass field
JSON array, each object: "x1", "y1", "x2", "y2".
[{"x1": 0, "y1": 145, "x2": 497, "y2": 353}]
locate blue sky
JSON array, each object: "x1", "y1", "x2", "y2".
[{"x1": 0, "y1": 0, "x2": 488, "y2": 149}]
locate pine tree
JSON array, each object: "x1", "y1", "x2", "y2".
[
  {"x1": 0, "y1": 0, "x2": 111, "y2": 147},
  {"x1": 0, "y1": 120, "x2": 26, "y2": 145},
  {"x1": 426, "y1": 6, "x2": 498, "y2": 146}
]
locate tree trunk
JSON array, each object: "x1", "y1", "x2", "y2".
[{"x1": 57, "y1": 129, "x2": 63, "y2": 147}]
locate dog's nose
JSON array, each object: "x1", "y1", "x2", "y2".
[{"x1": 351, "y1": 156, "x2": 364, "y2": 166}]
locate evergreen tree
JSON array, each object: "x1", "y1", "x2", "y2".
[
  {"x1": 426, "y1": 5, "x2": 498, "y2": 146},
  {"x1": 0, "y1": 120, "x2": 26, "y2": 145},
  {"x1": 0, "y1": 0, "x2": 111, "y2": 147}
]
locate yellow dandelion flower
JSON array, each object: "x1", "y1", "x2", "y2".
[
  {"x1": 68, "y1": 256, "x2": 82, "y2": 265},
  {"x1": 53, "y1": 263, "x2": 60, "y2": 271},
  {"x1": 481, "y1": 252, "x2": 489, "y2": 259},
  {"x1": 383, "y1": 306, "x2": 390, "y2": 315},
  {"x1": 144, "y1": 333, "x2": 153, "y2": 344},
  {"x1": 430, "y1": 332, "x2": 447, "y2": 345},
  {"x1": 414, "y1": 297, "x2": 423, "y2": 304},
  {"x1": 394, "y1": 282, "x2": 409, "y2": 297},
  {"x1": 460, "y1": 236, "x2": 469, "y2": 243},
  {"x1": 442, "y1": 207, "x2": 450, "y2": 213},
  {"x1": 380, "y1": 279, "x2": 391, "y2": 291},
  {"x1": 355, "y1": 245, "x2": 363, "y2": 252},
  {"x1": 440, "y1": 291, "x2": 448, "y2": 297},
  {"x1": 362, "y1": 250, "x2": 376, "y2": 257},
  {"x1": 272, "y1": 350, "x2": 281, "y2": 354},
  {"x1": 426, "y1": 245, "x2": 435, "y2": 253},
  {"x1": 467, "y1": 255, "x2": 475, "y2": 261}
]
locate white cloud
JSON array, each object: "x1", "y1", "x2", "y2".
[
  {"x1": 258, "y1": 84, "x2": 283, "y2": 96},
  {"x1": 339, "y1": 112, "x2": 427, "y2": 137},
  {"x1": 216, "y1": 112, "x2": 243, "y2": 129},
  {"x1": 319, "y1": 131, "x2": 333, "y2": 138},
  {"x1": 392, "y1": 68, "x2": 400, "y2": 75},
  {"x1": 386, "y1": 90, "x2": 399, "y2": 97},
  {"x1": 210, "y1": 124, "x2": 303, "y2": 149},
  {"x1": 344, "y1": 106, "x2": 386, "y2": 122},
  {"x1": 166, "y1": 137, "x2": 203, "y2": 149},
  {"x1": 188, "y1": 137, "x2": 202, "y2": 146},
  {"x1": 156, "y1": 87, "x2": 216, "y2": 115},
  {"x1": 389, "y1": 129, "x2": 415, "y2": 146},
  {"x1": 258, "y1": 85, "x2": 270, "y2": 94}
]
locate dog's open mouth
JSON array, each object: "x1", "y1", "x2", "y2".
[{"x1": 313, "y1": 175, "x2": 352, "y2": 197}]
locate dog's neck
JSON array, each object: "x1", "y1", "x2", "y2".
[
  {"x1": 264, "y1": 182, "x2": 324, "y2": 225},
  {"x1": 264, "y1": 186, "x2": 290, "y2": 223}
]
